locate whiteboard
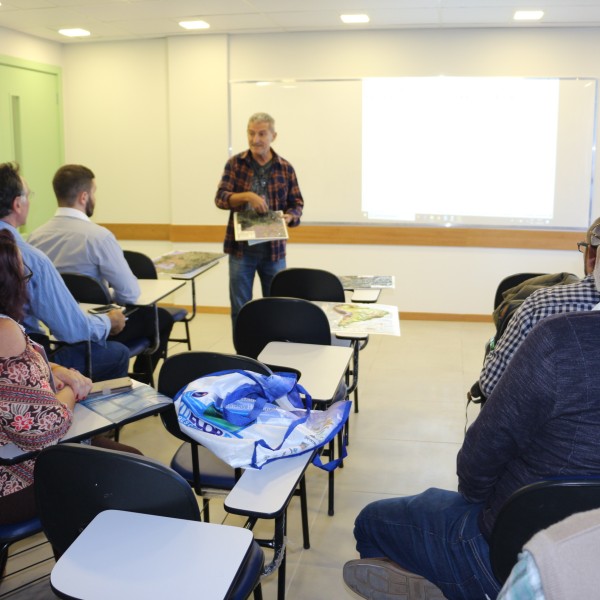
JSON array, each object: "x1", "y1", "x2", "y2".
[{"x1": 230, "y1": 77, "x2": 597, "y2": 229}]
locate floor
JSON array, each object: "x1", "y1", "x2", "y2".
[{"x1": 0, "y1": 313, "x2": 492, "y2": 599}]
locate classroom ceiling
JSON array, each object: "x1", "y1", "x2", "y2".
[{"x1": 1, "y1": 0, "x2": 600, "y2": 44}]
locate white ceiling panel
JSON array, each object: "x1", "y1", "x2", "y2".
[{"x1": 1, "y1": 0, "x2": 600, "y2": 44}]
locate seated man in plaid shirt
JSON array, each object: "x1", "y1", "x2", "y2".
[
  {"x1": 473, "y1": 217, "x2": 600, "y2": 403},
  {"x1": 215, "y1": 112, "x2": 304, "y2": 328}
]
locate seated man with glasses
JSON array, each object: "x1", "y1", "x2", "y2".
[
  {"x1": 471, "y1": 217, "x2": 600, "y2": 404},
  {"x1": 0, "y1": 162, "x2": 130, "y2": 381}
]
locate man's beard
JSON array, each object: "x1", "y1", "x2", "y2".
[
  {"x1": 593, "y1": 252, "x2": 600, "y2": 291},
  {"x1": 85, "y1": 198, "x2": 94, "y2": 217}
]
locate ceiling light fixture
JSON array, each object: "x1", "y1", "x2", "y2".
[
  {"x1": 179, "y1": 20, "x2": 210, "y2": 30},
  {"x1": 340, "y1": 14, "x2": 370, "y2": 24},
  {"x1": 58, "y1": 28, "x2": 91, "y2": 37},
  {"x1": 513, "y1": 10, "x2": 544, "y2": 21}
]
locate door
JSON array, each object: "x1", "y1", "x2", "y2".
[{"x1": 0, "y1": 59, "x2": 64, "y2": 234}]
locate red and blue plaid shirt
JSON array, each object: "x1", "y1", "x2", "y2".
[{"x1": 215, "y1": 149, "x2": 304, "y2": 259}]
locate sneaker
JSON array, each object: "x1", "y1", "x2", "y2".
[{"x1": 343, "y1": 558, "x2": 447, "y2": 600}]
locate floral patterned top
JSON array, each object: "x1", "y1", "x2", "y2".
[{"x1": 0, "y1": 315, "x2": 73, "y2": 497}]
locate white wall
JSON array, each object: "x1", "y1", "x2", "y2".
[
  {"x1": 0, "y1": 26, "x2": 62, "y2": 66},
  {"x1": 3, "y1": 27, "x2": 597, "y2": 315}
]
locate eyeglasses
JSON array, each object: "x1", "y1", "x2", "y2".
[
  {"x1": 22, "y1": 262, "x2": 34, "y2": 283},
  {"x1": 578, "y1": 225, "x2": 600, "y2": 253}
]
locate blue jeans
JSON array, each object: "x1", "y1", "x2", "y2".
[
  {"x1": 229, "y1": 246, "x2": 286, "y2": 326},
  {"x1": 354, "y1": 488, "x2": 501, "y2": 600},
  {"x1": 52, "y1": 340, "x2": 130, "y2": 381}
]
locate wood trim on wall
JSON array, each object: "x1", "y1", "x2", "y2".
[{"x1": 102, "y1": 223, "x2": 583, "y2": 251}]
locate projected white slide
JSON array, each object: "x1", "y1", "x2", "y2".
[{"x1": 362, "y1": 77, "x2": 560, "y2": 224}]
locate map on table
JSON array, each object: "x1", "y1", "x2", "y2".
[
  {"x1": 153, "y1": 251, "x2": 224, "y2": 275},
  {"x1": 338, "y1": 275, "x2": 395, "y2": 289},
  {"x1": 313, "y1": 301, "x2": 401, "y2": 336}
]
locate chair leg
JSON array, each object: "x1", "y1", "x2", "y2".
[
  {"x1": 202, "y1": 498, "x2": 210, "y2": 522},
  {"x1": 0, "y1": 544, "x2": 9, "y2": 580},
  {"x1": 299, "y1": 476, "x2": 310, "y2": 550},
  {"x1": 276, "y1": 513, "x2": 287, "y2": 600},
  {"x1": 185, "y1": 320, "x2": 192, "y2": 351},
  {"x1": 327, "y1": 439, "x2": 335, "y2": 516},
  {"x1": 253, "y1": 583, "x2": 263, "y2": 600}
]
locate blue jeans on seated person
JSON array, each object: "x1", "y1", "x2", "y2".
[
  {"x1": 229, "y1": 245, "x2": 285, "y2": 327},
  {"x1": 52, "y1": 340, "x2": 130, "y2": 381},
  {"x1": 353, "y1": 488, "x2": 501, "y2": 600}
]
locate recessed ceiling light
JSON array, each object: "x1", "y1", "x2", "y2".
[
  {"x1": 513, "y1": 10, "x2": 544, "y2": 21},
  {"x1": 58, "y1": 28, "x2": 90, "y2": 37},
  {"x1": 340, "y1": 14, "x2": 370, "y2": 24},
  {"x1": 179, "y1": 20, "x2": 210, "y2": 30}
]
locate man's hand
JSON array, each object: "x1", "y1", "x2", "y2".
[
  {"x1": 229, "y1": 191, "x2": 268, "y2": 213},
  {"x1": 107, "y1": 308, "x2": 127, "y2": 335},
  {"x1": 51, "y1": 364, "x2": 93, "y2": 401},
  {"x1": 245, "y1": 192, "x2": 268, "y2": 214}
]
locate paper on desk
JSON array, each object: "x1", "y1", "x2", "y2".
[
  {"x1": 153, "y1": 251, "x2": 224, "y2": 275},
  {"x1": 313, "y1": 301, "x2": 401, "y2": 336},
  {"x1": 81, "y1": 381, "x2": 171, "y2": 423},
  {"x1": 338, "y1": 275, "x2": 395, "y2": 289}
]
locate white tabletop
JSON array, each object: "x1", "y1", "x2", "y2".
[
  {"x1": 225, "y1": 452, "x2": 313, "y2": 518},
  {"x1": 258, "y1": 341, "x2": 352, "y2": 402},
  {"x1": 51, "y1": 510, "x2": 254, "y2": 600},
  {"x1": 351, "y1": 289, "x2": 381, "y2": 303},
  {"x1": 0, "y1": 404, "x2": 112, "y2": 462},
  {"x1": 0, "y1": 383, "x2": 168, "y2": 463},
  {"x1": 136, "y1": 279, "x2": 186, "y2": 305}
]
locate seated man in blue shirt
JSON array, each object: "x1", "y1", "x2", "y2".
[
  {"x1": 0, "y1": 162, "x2": 129, "y2": 381},
  {"x1": 344, "y1": 310, "x2": 600, "y2": 600},
  {"x1": 28, "y1": 164, "x2": 174, "y2": 374}
]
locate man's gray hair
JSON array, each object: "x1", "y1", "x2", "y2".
[
  {"x1": 248, "y1": 112, "x2": 276, "y2": 132},
  {"x1": 587, "y1": 217, "x2": 600, "y2": 244}
]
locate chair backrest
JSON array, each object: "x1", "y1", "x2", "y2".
[
  {"x1": 157, "y1": 351, "x2": 273, "y2": 441},
  {"x1": 270, "y1": 267, "x2": 345, "y2": 302},
  {"x1": 489, "y1": 478, "x2": 600, "y2": 584},
  {"x1": 60, "y1": 272, "x2": 112, "y2": 304},
  {"x1": 493, "y1": 273, "x2": 545, "y2": 310},
  {"x1": 233, "y1": 297, "x2": 332, "y2": 359},
  {"x1": 34, "y1": 443, "x2": 201, "y2": 559},
  {"x1": 123, "y1": 250, "x2": 158, "y2": 280}
]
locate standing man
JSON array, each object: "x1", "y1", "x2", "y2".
[
  {"x1": 0, "y1": 162, "x2": 129, "y2": 381},
  {"x1": 28, "y1": 164, "x2": 174, "y2": 375},
  {"x1": 215, "y1": 112, "x2": 304, "y2": 326}
]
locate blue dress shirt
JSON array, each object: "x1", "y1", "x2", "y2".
[{"x1": 0, "y1": 221, "x2": 110, "y2": 344}]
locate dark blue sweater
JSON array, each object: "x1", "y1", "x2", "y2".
[{"x1": 458, "y1": 310, "x2": 600, "y2": 539}]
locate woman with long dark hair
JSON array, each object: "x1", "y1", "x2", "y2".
[{"x1": 0, "y1": 228, "x2": 144, "y2": 527}]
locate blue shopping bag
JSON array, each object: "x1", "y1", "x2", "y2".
[{"x1": 175, "y1": 369, "x2": 351, "y2": 470}]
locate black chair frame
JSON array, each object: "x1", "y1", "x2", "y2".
[
  {"x1": 34, "y1": 443, "x2": 264, "y2": 599},
  {"x1": 489, "y1": 477, "x2": 600, "y2": 584},
  {"x1": 157, "y1": 351, "x2": 310, "y2": 600},
  {"x1": 123, "y1": 250, "x2": 194, "y2": 351}
]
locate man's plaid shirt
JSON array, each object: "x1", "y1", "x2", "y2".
[
  {"x1": 215, "y1": 149, "x2": 304, "y2": 259},
  {"x1": 480, "y1": 274, "x2": 600, "y2": 397}
]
